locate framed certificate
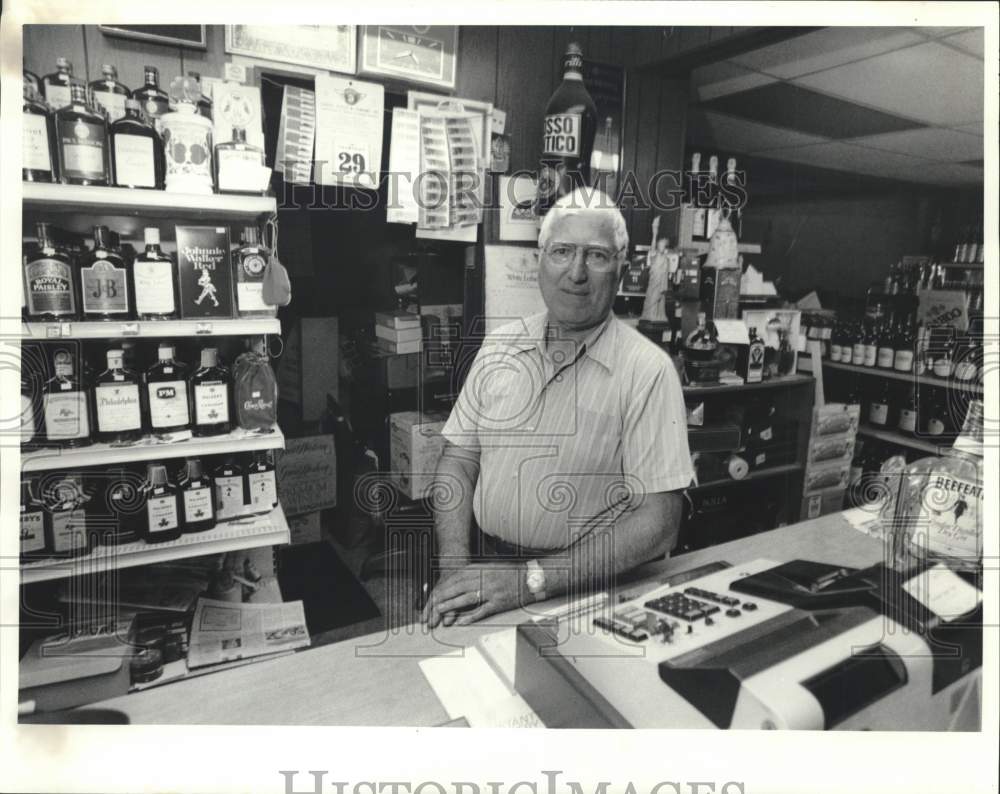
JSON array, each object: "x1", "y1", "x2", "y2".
[
  {"x1": 99, "y1": 25, "x2": 207, "y2": 49},
  {"x1": 225, "y1": 25, "x2": 357, "y2": 75},
  {"x1": 359, "y1": 26, "x2": 458, "y2": 90}
]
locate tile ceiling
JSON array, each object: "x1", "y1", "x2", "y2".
[{"x1": 688, "y1": 26, "x2": 985, "y2": 186}]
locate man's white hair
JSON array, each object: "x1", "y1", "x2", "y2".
[{"x1": 538, "y1": 186, "x2": 629, "y2": 252}]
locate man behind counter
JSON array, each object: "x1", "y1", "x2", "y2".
[{"x1": 422, "y1": 188, "x2": 694, "y2": 628}]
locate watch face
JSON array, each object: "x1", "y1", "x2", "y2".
[{"x1": 376, "y1": 27, "x2": 445, "y2": 78}]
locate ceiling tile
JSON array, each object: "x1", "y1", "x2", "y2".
[
  {"x1": 942, "y1": 29, "x2": 984, "y2": 58},
  {"x1": 889, "y1": 162, "x2": 985, "y2": 185},
  {"x1": 795, "y1": 42, "x2": 984, "y2": 126},
  {"x1": 757, "y1": 141, "x2": 932, "y2": 177},
  {"x1": 849, "y1": 128, "x2": 983, "y2": 162},
  {"x1": 686, "y1": 109, "x2": 830, "y2": 152},
  {"x1": 691, "y1": 61, "x2": 777, "y2": 102},
  {"x1": 730, "y1": 27, "x2": 925, "y2": 79}
]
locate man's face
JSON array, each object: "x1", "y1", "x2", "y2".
[{"x1": 538, "y1": 212, "x2": 621, "y2": 333}]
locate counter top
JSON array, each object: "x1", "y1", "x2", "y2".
[{"x1": 83, "y1": 512, "x2": 883, "y2": 725}]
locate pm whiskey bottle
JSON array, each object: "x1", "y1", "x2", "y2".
[
  {"x1": 133, "y1": 227, "x2": 177, "y2": 318},
  {"x1": 191, "y1": 347, "x2": 231, "y2": 436},
  {"x1": 110, "y1": 99, "x2": 165, "y2": 189},
  {"x1": 93, "y1": 348, "x2": 144, "y2": 444},
  {"x1": 80, "y1": 225, "x2": 133, "y2": 320},
  {"x1": 55, "y1": 83, "x2": 110, "y2": 186},
  {"x1": 145, "y1": 344, "x2": 191, "y2": 435},
  {"x1": 89, "y1": 64, "x2": 131, "y2": 124},
  {"x1": 23, "y1": 78, "x2": 58, "y2": 182},
  {"x1": 24, "y1": 222, "x2": 78, "y2": 321},
  {"x1": 42, "y1": 350, "x2": 91, "y2": 447}
]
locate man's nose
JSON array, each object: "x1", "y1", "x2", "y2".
[{"x1": 567, "y1": 249, "x2": 589, "y2": 282}]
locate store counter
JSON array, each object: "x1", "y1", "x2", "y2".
[{"x1": 86, "y1": 512, "x2": 887, "y2": 726}]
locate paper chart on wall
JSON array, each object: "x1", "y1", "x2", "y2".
[
  {"x1": 484, "y1": 245, "x2": 547, "y2": 333},
  {"x1": 387, "y1": 108, "x2": 421, "y2": 224},
  {"x1": 314, "y1": 74, "x2": 384, "y2": 190}
]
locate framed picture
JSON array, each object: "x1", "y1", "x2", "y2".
[
  {"x1": 225, "y1": 25, "x2": 356, "y2": 75},
  {"x1": 360, "y1": 26, "x2": 458, "y2": 90},
  {"x1": 99, "y1": 25, "x2": 207, "y2": 50},
  {"x1": 407, "y1": 90, "x2": 492, "y2": 167}
]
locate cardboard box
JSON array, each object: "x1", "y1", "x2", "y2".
[
  {"x1": 277, "y1": 317, "x2": 339, "y2": 422},
  {"x1": 175, "y1": 225, "x2": 234, "y2": 318},
  {"x1": 389, "y1": 410, "x2": 448, "y2": 500},
  {"x1": 276, "y1": 434, "x2": 337, "y2": 516}
]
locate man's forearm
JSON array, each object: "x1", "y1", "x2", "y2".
[{"x1": 432, "y1": 443, "x2": 481, "y2": 562}]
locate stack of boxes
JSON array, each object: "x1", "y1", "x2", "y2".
[
  {"x1": 389, "y1": 410, "x2": 449, "y2": 500},
  {"x1": 801, "y1": 403, "x2": 860, "y2": 520},
  {"x1": 375, "y1": 310, "x2": 422, "y2": 355}
]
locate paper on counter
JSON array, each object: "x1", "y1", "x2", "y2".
[
  {"x1": 315, "y1": 74, "x2": 384, "y2": 190},
  {"x1": 187, "y1": 598, "x2": 310, "y2": 669},
  {"x1": 902, "y1": 564, "x2": 982, "y2": 623}
]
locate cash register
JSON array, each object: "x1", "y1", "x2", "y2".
[{"x1": 514, "y1": 558, "x2": 982, "y2": 730}]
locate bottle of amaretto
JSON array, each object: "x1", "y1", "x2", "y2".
[{"x1": 537, "y1": 42, "x2": 598, "y2": 216}]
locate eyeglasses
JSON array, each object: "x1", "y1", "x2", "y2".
[{"x1": 542, "y1": 243, "x2": 624, "y2": 272}]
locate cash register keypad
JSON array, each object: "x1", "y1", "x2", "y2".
[
  {"x1": 644, "y1": 593, "x2": 720, "y2": 621},
  {"x1": 683, "y1": 587, "x2": 741, "y2": 607}
]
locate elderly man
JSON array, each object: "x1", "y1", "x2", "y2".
[{"x1": 422, "y1": 188, "x2": 693, "y2": 628}]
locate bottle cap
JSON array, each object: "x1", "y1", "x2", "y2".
[
  {"x1": 56, "y1": 57, "x2": 71, "y2": 70},
  {"x1": 232, "y1": 127, "x2": 247, "y2": 144},
  {"x1": 35, "y1": 221, "x2": 52, "y2": 241},
  {"x1": 158, "y1": 344, "x2": 174, "y2": 360},
  {"x1": 69, "y1": 82, "x2": 87, "y2": 103},
  {"x1": 93, "y1": 225, "x2": 111, "y2": 247},
  {"x1": 143, "y1": 227, "x2": 161, "y2": 246},
  {"x1": 200, "y1": 347, "x2": 219, "y2": 368},
  {"x1": 101, "y1": 64, "x2": 117, "y2": 79},
  {"x1": 107, "y1": 349, "x2": 124, "y2": 367},
  {"x1": 144, "y1": 65, "x2": 159, "y2": 80},
  {"x1": 148, "y1": 464, "x2": 169, "y2": 487},
  {"x1": 185, "y1": 458, "x2": 204, "y2": 480}
]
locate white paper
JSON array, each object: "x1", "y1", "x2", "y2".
[
  {"x1": 484, "y1": 245, "x2": 547, "y2": 332},
  {"x1": 902, "y1": 564, "x2": 982, "y2": 623},
  {"x1": 387, "y1": 108, "x2": 421, "y2": 224},
  {"x1": 276, "y1": 86, "x2": 316, "y2": 185},
  {"x1": 315, "y1": 74, "x2": 384, "y2": 190},
  {"x1": 187, "y1": 597, "x2": 310, "y2": 668},
  {"x1": 499, "y1": 175, "x2": 540, "y2": 242},
  {"x1": 715, "y1": 318, "x2": 750, "y2": 345}
]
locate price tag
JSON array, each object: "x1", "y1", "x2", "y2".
[
  {"x1": 58, "y1": 323, "x2": 72, "y2": 337},
  {"x1": 120, "y1": 323, "x2": 139, "y2": 336},
  {"x1": 196, "y1": 322, "x2": 213, "y2": 335}
]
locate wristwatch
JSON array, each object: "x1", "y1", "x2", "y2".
[{"x1": 525, "y1": 559, "x2": 547, "y2": 602}]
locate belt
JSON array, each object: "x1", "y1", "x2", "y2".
[{"x1": 477, "y1": 530, "x2": 556, "y2": 559}]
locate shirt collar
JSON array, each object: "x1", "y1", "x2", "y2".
[{"x1": 509, "y1": 312, "x2": 617, "y2": 373}]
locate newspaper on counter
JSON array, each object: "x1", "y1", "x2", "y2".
[{"x1": 187, "y1": 597, "x2": 310, "y2": 669}]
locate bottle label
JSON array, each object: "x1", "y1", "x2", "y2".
[
  {"x1": 58, "y1": 119, "x2": 107, "y2": 180},
  {"x1": 95, "y1": 382, "x2": 142, "y2": 432},
  {"x1": 893, "y1": 350, "x2": 914, "y2": 372},
  {"x1": 248, "y1": 470, "x2": 277, "y2": 511},
  {"x1": 898, "y1": 408, "x2": 917, "y2": 433},
  {"x1": 113, "y1": 134, "x2": 156, "y2": 187},
  {"x1": 237, "y1": 282, "x2": 269, "y2": 313},
  {"x1": 851, "y1": 343, "x2": 865, "y2": 365},
  {"x1": 830, "y1": 344, "x2": 842, "y2": 362},
  {"x1": 217, "y1": 149, "x2": 263, "y2": 192},
  {"x1": 215, "y1": 475, "x2": 246, "y2": 520},
  {"x1": 147, "y1": 380, "x2": 190, "y2": 429},
  {"x1": 134, "y1": 259, "x2": 175, "y2": 315},
  {"x1": 746, "y1": 342, "x2": 765, "y2": 384},
  {"x1": 147, "y1": 494, "x2": 179, "y2": 534},
  {"x1": 195, "y1": 382, "x2": 230, "y2": 425},
  {"x1": 21, "y1": 510, "x2": 46, "y2": 554},
  {"x1": 25, "y1": 258, "x2": 76, "y2": 316},
  {"x1": 911, "y1": 473, "x2": 982, "y2": 560},
  {"x1": 183, "y1": 487, "x2": 214, "y2": 523},
  {"x1": 51, "y1": 508, "x2": 87, "y2": 552},
  {"x1": 876, "y1": 346, "x2": 895, "y2": 368},
  {"x1": 543, "y1": 113, "x2": 582, "y2": 157},
  {"x1": 927, "y1": 417, "x2": 946, "y2": 436},
  {"x1": 954, "y1": 362, "x2": 977, "y2": 381},
  {"x1": 45, "y1": 84, "x2": 72, "y2": 110},
  {"x1": 23, "y1": 113, "x2": 53, "y2": 172},
  {"x1": 92, "y1": 89, "x2": 127, "y2": 122},
  {"x1": 81, "y1": 260, "x2": 129, "y2": 314},
  {"x1": 933, "y1": 358, "x2": 952, "y2": 378},
  {"x1": 863, "y1": 344, "x2": 877, "y2": 367},
  {"x1": 44, "y1": 391, "x2": 90, "y2": 440},
  {"x1": 869, "y1": 402, "x2": 889, "y2": 425}
]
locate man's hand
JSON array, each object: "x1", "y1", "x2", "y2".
[{"x1": 421, "y1": 562, "x2": 524, "y2": 628}]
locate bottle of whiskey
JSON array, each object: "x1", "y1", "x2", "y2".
[
  {"x1": 143, "y1": 464, "x2": 182, "y2": 543},
  {"x1": 191, "y1": 347, "x2": 231, "y2": 436},
  {"x1": 105, "y1": 467, "x2": 143, "y2": 545},
  {"x1": 133, "y1": 228, "x2": 177, "y2": 318},
  {"x1": 876, "y1": 317, "x2": 896, "y2": 369},
  {"x1": 893, "y1": 313, "x2": 915, "y2": 372},
  {"x1": 132, "y1": 66, "x2": 170, "y2": 128},
  {"x1": 215, "y1": 128, "x2": 266, "y2": 194},
  {"x1": 179, "y1": 458, "x2": 216, "y2": 532},
  {"x1": 41, "y1": 57, "x2": 81, "y2": 111},
  {"x1": 24, "y1": 222, "x2": 78, "y2": 321},
  {"x1": 145, "y1": 344, "x2": 191, "y2": 435},
  {"x1": 897, "y1": 387, "x2": 918, "y2": 435},
  {"x1": 80, "y1": 225, "x2": 132, "y2": 321},
  {"x1": 746, "y1": 326, "x2": 765, "y2": 384},
  {"x1": 868, "y1": 380, "x2": 891, "y2": 428},
  {"x1": 862, "y1": 319, "x2": 878, "y2": 368},
  {"x1": 110, "y1": 99, "x2": 165, "y2": 189},
  {"x1": 42, "y1": 350, "x2": 91, "y2": 447},
  {"x1": 20, "y1": 477, "x2": 47, "y2": 561},
  {"x1": 23, "y1": 78, "x2": 58, "y2": 182},
  {"x1": 43, "y1": 474, "x2": 91, "y2": 558},
  {"x1": 851, "y1": 320, "x2": 866, "y2": 366},
  {"x1": 93, "y1": 348, "x2": 144, "y2": 444},
  {"x1": 55, "y1": 83, "x2": 110, "y2": 186},
  {"x1": 232, "y1": 225, "x2": 274, "y2": 317},
  {"x1": 247, "y1": 450, "x2": 278, "y2": 515},
  {"x1": 923, "y1": 388, "x2": 949, "y2": 437},
  {"x1": 89, "y1": 64, "x2": 131, "y2": 123},
  {"x1": 213, "y1": 456, "x2": 248, "y2": 521},
  {"x1": 537, "y1": 42, "x2": 598, "y2": 215}
]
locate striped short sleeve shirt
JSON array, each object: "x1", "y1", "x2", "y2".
[{"x1": 441, "y1": 312, "x2": 694, "y2": 551}]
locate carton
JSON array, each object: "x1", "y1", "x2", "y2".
[{"x1": 389, "y1": 410, "x2": 449, "y2": 500}]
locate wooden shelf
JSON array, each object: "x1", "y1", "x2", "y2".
[
  {"x1": 683, "y1": 373, "x2": 813, "y2": 396},
  {"x1": 22, "y1": 427, "x2": 284, "y2": 472},
  {"x1": 22, "y1": 318, "x2": 280, "y2": 340},
  {"x1": 820, "y1": 359, "x2": 982, "y2": 395},
  {"x1": 20, "y1": 506, "x2": 290, "y2": 584},
  {"x1": 691, "y1": 462, "x2": 803, "y2": 491},
  {"x1": 857, "y1": 424, "x2": 945, "y2": 455}
]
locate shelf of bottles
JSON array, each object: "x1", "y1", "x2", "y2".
[
  {"x1": 21, "y1": 318, "x2": 281, "y2": 340},
  {"x1": 21, "y1": 506, "x2": 290, "y2": 584},
  {"x1": 855, "y1": 424, "x2": 946, "y2": 456},
  {"x1": 822, "y1": 359, "x2": 983, "y2": 396},
  {"x1": 690, "y1": 462, "x2": 804, "y2": 491}
]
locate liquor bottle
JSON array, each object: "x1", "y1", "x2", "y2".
[
  {"x1": 745, "y1": 326, "x2": 765, "y2": 384},
  {"x1": 829, "y1": 321, "x2": 843, "y2": 363},
  {"x1": 161, "y1": 75, "x2": 215, "y2": 194},
  {"x1": 705, "y1": 155, "x2": 721, "y2": 239},
  {"x1": 537, "y1": 42, "x2": 598, "y2": 215},
  {"x1": 110, "y1": 98, "x2": 165, "y2": 189},
  {"x1": 132, "y1": 65, "x2": 170, "y2": 128},
  {"x1": 23, "y1": 78, "x2": 58, "y2": 182},
  {"x1": 688, "y1": 152, "x2": 707, "y2": 242},
  {"x1": 43, "y1": 474, "x2": 91, "y2": 557},
  {"x1": 892, "y1": 313, "x2": 915, "y2": 372},
  {"x1": 191, "y1": 347, "x2": 231, "y2": 436},
  {"x1": 179, "y1": 458, "x2": 216, "y2": 532},
  {"x1": 20, "y1": 477, "x2": 47, "y2": 561},
  {"x1": 89, "y1": 64, "x2": 131, "y2": 123},
  {"x1": 722, "y1": 157, "x2": 742, "y2": 237},
  {"x1": 923, "y1": 388, "x2": 949, "y2": 437},
  {"x1": 247, "y1": 450, "x2": 278, "y2": 515},
  {"x1": 914, "y1": 320, "x2": 929, "y2": 375},
  {"x1": 862, "y1": 319, "x2": 878, "y2": 368},
  {"x1": 215, "y1": 128, "x2": 266, "y2": 195},
  {"x1": 41, "y1": 57, "x2": 81, "y2": 111},
  {"x1": 24, "y1": 222, "x2": 78, "y2": 321},
  {"x1": 143, "y1": 464, "x2": 182, "y2": 543},
  {"x1": 93, "y1": 348, "x2": 143, "y2": 444},
  {"x1": 24, "y1": 68, "x2": 42, "y2": 98},
  {"x1": 876, "y1": 317, "x2": 895, "y2": 369},
  {"x1": 79, "y1": 225, "x2": 132, "y2": 320},
  {"x1": 187, "y1": 71, "x2": 214, "y2": 120},
  {"x1": 868, "y1": 381, "x2": 891, "y2": 428},
  {"x1": 897, "y1": 387, "x2": 918, "y2": 435},
  {"x1": 895, "y1": 400, "x2": 983, "y2": 571},
  {"x1": 42, "y1": 350, "x2": 91, "y2": 447},
  {"x1": 850, "y1": 320, "x2": 866, "y2": 366},
  {"x1": 213, "y1": 456, "x2": 248, "y2": 521},
  {"x1": 776, "y1": 327, "x2": 795, "y2": 376},
  {"x1": 931, "y1": 332, "x2": 954, "y2": 379},
  {"x1": 145, "y1": 344, "x2": 191, "y2": 435},
  {"x1": 55, "y1": 83, "x2": 110, "y2": 186},
  {"x1": 21, "y1": 359, "x2": 40, "y2": 445},
  {"x1": 952, "y1": 332, "x2": 979, "y2": 383},
  {"x1": 845, "y1": 375, "x2": 863, "y2": 411},
  {"x1": 133, "y1": 227, "x2": 177, "y2": 318},
  {"x1": 232, "y1": 225, "x2": 274, "y2": 317},
  {"x1": 104, "y1": 467, "x2": 143, "y2": 545}
]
